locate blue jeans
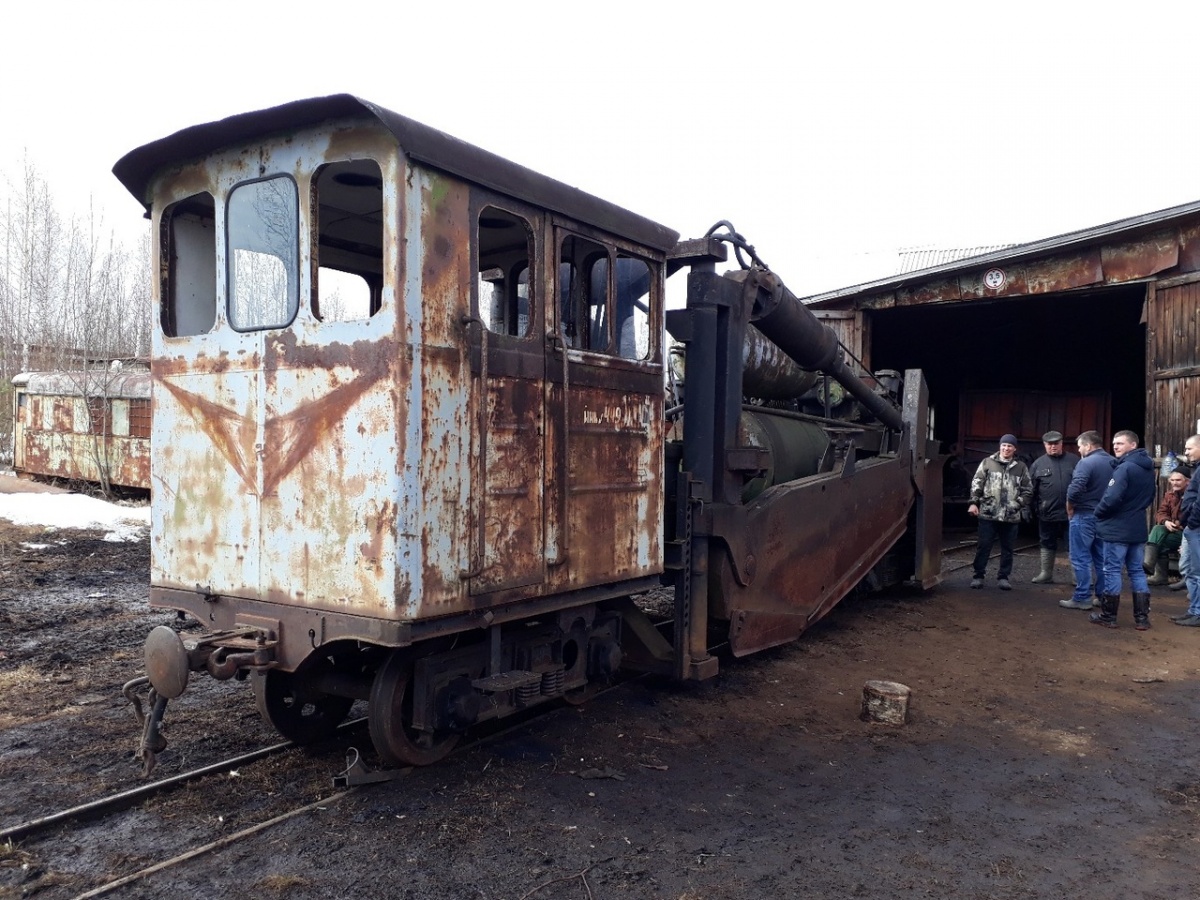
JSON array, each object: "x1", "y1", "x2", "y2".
[
  {"x1": 1185, "y1": 528, "x2": 1200, "y2": 616},
  {"x1": 1101, "y1": 541, "x2": 1149, "y2": 596},
  {"x1": 1069, "y1": 513, "x2": 1104, "y2": 601},
  {"x1": 973, "y1": 518, "x2": 1017, "y2": 579}
]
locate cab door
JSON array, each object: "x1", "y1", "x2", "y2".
[
  {"x1": 466, "y1": 198, "x2": 547, "y2": 595},
  {"x1": 548, "y1": 224, "x2": 664, "y2": 589}
]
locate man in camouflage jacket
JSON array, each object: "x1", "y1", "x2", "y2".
[{"x1": 968, "y1": 434, "x2": 1033, "y2": 590}]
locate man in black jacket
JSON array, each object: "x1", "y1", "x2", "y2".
[
  {"x1": 1093, "y1": 430, "x2": 1157, "y2": 629},
  {"x1": 1028, "y1": 430, "x2": 1079, "y2": 584},
  {"x1": 1173, "y1": 434, "x2": 1200, "y2": 626}
]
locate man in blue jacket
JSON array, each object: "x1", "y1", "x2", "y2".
[
  {"x1": 1062, "y1": 431, "x2": 1114, "y2": 610},
  {"x1": 1093, "y1": 430, "x2": 1157, "y2": 628}
]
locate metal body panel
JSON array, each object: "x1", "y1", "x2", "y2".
[
  {"x1": 150, "y1": 124, "x2": 407, "y2": 615},
  {"x1": 563, "y1": 377, "x2": 662, "y2": 585},
  {"x1": 714, "y1": 455, "x2": 914, "y2": 656}
]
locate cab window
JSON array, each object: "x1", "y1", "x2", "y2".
[
  {"x1": 314, "y1": 160, "x2": 383, "y2": 322},
  {"x1": 560, "y1": 235, "x2": 654, "y2": 359},
  {"x1": 477, "y1": 207, "x2": 533, "y2": 337},
  {"x1": 162, "y1": 192, "x2": 216, "y2": 337},
  {"x1": 227, "y1": 176, "x2": 299, "y2": 331}
]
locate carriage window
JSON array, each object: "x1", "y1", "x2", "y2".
[
  {"x1": 227, "y1": 176, "x2": 299, "y2": 331},
  {"x1": 315, "y1": 160, "x2": 383, "y2": 322},
  {"x1": 477, "y1": 207, "x2": 532, "y2": 337},
  {"x1": 588, "y1": 256, "x2": 610, "y2": 351},
  {"x1": 559, "y1": 235, "x2": 609, "y2": 351},
  {"x1": 616, "y1": 255, "x2": 652, "y2": 360},
  {"x1": 129, "y1": 398, "x2": 151, "y2": 439},
  {"x1": 163, "y1": 192, "x2": 216, "y2": 337}
]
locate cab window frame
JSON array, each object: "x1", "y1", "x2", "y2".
[{"x1": 225, "y1": 173, "x2": 301, "y2": 333}]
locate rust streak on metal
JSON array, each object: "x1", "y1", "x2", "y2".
[
  {"x1": 1023, "y1": 250, "x2": 1103, "y2": 294},
  {"x1": 262, "y1": 377, "x2": 379, "y2": 495},
  {"x1": 1100, "y1": 229, "x2": 1179, "y2": 282},
  {"x1": 156, "y1": 379, "x2": 257, "y2": 492}
]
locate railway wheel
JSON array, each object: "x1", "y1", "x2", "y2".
[
  {"x1": 368, "y1": 650, "x2": 460, "y2": 767},
  {"x1": 252, "y1": 669, "x2": 353, "y2": 744}
]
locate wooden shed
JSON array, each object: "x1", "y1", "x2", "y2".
[{"x1": 806, "y1": 200, "x2": 1200, "y2": 500}]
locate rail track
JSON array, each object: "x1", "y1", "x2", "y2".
[
  {"x1": 939, "y1": 533, "x2": 1040, "y2": 574},
  {"x1": 2, "y1": 673, "x2": 646, "y2": 898}
]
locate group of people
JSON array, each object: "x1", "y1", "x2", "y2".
[{"x1": 967, "y1": 429, "x2": 1200, "y2": 630}]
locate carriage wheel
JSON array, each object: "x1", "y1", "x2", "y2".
[
  {"x1": 368, "y1": 650, "x2": 460, "y2": 767},
  {"x1": 252, "y1": 669, "x2": 353, "y2": 744}
]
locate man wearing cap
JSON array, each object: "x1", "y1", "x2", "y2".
[
  {"x1": 967, "y1": 434, "x2": 1033, "y2": 590},
  {"x1": 1028, "y1": 430, "x2": 1079, "y2": 584},
  {"x1": 1061, "y1": 430, "x2": 1115, "y2": 610}
]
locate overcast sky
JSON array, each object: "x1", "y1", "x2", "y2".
[{"x1": 4, "y1": 1, "x2": 1200, "y2": 295}]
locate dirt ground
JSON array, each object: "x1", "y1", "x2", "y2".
[{"x1": 3, "y1": 519, "x2": 1200, "y2": 899}]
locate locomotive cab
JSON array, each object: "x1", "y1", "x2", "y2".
[{"x1": 116, "y1": 96, "x2": 678, "y2": 770}]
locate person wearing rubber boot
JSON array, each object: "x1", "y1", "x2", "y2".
[
  {"x1": 968, "y1": 434, "x2": 1032, "y2": 591},
  {"x1": 1062, "y1": 431, "x2": 1114, "y2": 610},
  {"x1": 1093, "y1": 430, "x2": 1156, "y2": 629},
  {"x1": 1172, "y1": 436, "x2": 1200, "y2": 627},
  {"x1": 1028, "y1": 430, "x2": 1078, "y2": 584},
  {"x1": 1145, "y1": 467, "x2": 1189, "y2": 585}
]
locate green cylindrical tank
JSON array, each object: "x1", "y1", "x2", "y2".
[{"x1": 740, "y1": 409, "x2": 830, "y2": 502}]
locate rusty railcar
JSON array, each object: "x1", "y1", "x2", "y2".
[
  {"x1": 11, "y1": 368, "x2": 151, "y2": 490},
  {"x1": 114, "y1": 95, "x2": 941, "y2": 772}
]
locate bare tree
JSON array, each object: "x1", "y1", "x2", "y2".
[{"x1": 0, "y1": 157, "x2": 152, "y2": 489}]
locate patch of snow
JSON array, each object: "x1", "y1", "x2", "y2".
[{"x1": 0, "y1": 492, "x2": 150, "y2": 541}]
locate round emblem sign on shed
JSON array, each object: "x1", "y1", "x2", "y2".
[{"x1": 983, "y1": 268, "x2": 1007, "y2": 291}]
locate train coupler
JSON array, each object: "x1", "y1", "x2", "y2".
[
  {"x1": 143, "y1": 624, "x2": 277, "y2": 699},
  {"x1": 122, "y1": 676, "x2": 168, "y2": 776}
]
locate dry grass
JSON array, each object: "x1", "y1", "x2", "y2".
[{"x1": 256, "y1": 873, "x2": 311, "y2": 894}]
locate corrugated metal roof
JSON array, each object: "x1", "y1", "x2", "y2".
[
  {"x1": 896, "y1": 245, "x2": 1017, "y2": 274},
  {"x1": 806, "y1": 197, "x2": 1200, "y2": 304},
  {"x1": 13, "y1": 368, "x2": 151, "y2": 398}
]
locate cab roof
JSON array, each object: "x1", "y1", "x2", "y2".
[{"x1": 112, "y1": 94, "x2": 679, "y2": 253}]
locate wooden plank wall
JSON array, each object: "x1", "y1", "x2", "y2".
[{"x1": 1148, "y1": 276, "x2": 1200, "y2": 454}]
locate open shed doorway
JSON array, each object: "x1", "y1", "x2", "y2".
[{"x1": 867, "y1": 284, "x2": 1147, "y2": 506}]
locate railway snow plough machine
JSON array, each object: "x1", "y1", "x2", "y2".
[{"x1": 113, "y1": 95, "x2": 941, "y2": 772}]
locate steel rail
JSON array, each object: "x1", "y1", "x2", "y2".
[
  {"x1": 38, "y1": 679, "x2": 652, "y2": 896},
  {"x1": 0, "y1": 717, "x2": 365, "y2": 844}
]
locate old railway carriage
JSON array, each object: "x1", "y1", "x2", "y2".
[
  {"x1": 116, "y1": 96, "x2": 942, "y2": 772},
  {"x1": 114, "y1": 95, "x2": 676, "y2": 767}
]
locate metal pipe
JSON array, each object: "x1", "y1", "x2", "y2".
[{"x1": 733, "y1": 269, "x2": 906, "y2": 432}]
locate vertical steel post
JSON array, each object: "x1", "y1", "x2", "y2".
[{"x1": 676, "y1": 266, "x2": 747, "y2": 680}]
